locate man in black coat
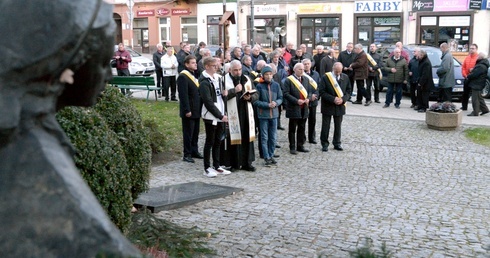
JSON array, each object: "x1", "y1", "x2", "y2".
[
  {"x1": 153, "y1": 43, "x2": 165, "y2": 98},
  {"x1": 312, "y1": 45, "x2": 327, "y2": 74},
  {"x1": 408, "y1": 47, "x2": 421, "y2": 109},
  {"x1": 303, "y1": 59, "x2": 320, "y2": 144},
  {"x1": 319, "y1": 48, "x2": 336, "y2": 75},
  {"x1": 466, "y1": 52, "x2": 489, "y2": 116},
  {"x1": 337, "y1": 42, "x2": 356, "y2": 101},
  {"x1": 177, "y1": 43, "x2": 190, "y2": 73},
  {"x1": 416, "y1": 49, "x2": 434, "y2": 112},
  {"x1": 366, "y1": 43, "x2": 383, "y2": 103},
  {"x1": 283, "y1": 63, "x2": 313, "y2": 154},
  {"x1": 178, "y1": 55, "x2": 203, "y2": 163},
  {"x1": 319, "y1": 62, "x2": 351, "y2": 152}
]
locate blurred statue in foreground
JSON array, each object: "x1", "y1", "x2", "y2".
[{"x1": 0, "y1": 0, "x2": 140, "y2": 256}]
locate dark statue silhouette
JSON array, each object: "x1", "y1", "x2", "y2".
[{"x1": 0, "y1": 0, "x2": 140, "y2": 256}]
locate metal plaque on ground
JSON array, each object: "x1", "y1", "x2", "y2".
[{"x1": 134, "y1": 182, "x2": 243, "y2": 213}]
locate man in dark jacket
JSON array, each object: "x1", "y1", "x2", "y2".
[
  {"x1": 178, "y1": 55, "x2": 202, "y2": 163},
  {"x1": 319, "y1": 48, "x2": 336, "y2": 75},
  {"x1": 153, "y1": 43, "x2": 165, "y2": 98},
  {"x1": 283, "y1": 63, "x2": 312, "y2": 154},
  {"x1": 289, "y1": 48, "x2": 305, "y2": 73},
  {"x1": 350, "y1": 43, "x2": 370, "y2": 105},
  {"x1": 408, "y1": 47, "x2": 421, "y2": 109},
  {"x1": 366, "y1": 43, "x2": 383, "y2": 103},
  {"x1": 303, "y1": 59, "x2": 320, "y2": 144},
  {"x1": 436, "y1": 43, "x2": 455, "y2": 102},
  {"x1": 337, "y1": 42, "x2": 356, "y2": 101},
  {"x1": 416, "y1": 49, "x2": 434, "y2": 112},
  {"x1": 313, "y1": 45, "x2": 328, "y2": 74},
  {"x1": 382, "y1": 47, "x2": 408, "y2": 108},
  {"x1": 177, "y1": 43, "x2": 190, "y2": 73},
  {"x1": 319, "y1": 62, "x2": 351, "y2": 152},
  {"x1": 466, "y1": 52, "x2": 489, "y2": 116}
]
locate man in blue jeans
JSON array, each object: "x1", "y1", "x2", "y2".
[{"x1": 254, "y1": 66, "x2": 283, "y2": 166}]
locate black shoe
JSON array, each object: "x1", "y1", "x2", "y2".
[
  {"x1": 395, "y1": 105, "x2": 400, "y2": 109},
  {"x1": 309, "y1": 140, "x2": 318, "y2": 144},
  {"x1": 364, "y1": 100, "x2": 372, "y2": 106},
  {"x1": 192, "y1": 153, "x2": 204, "y2": 159},
  {"x1": 171, "y1": 98, "x2": 178, "y2": 101},
  {"x1": 242, "y1": 165, "x2": 256, "y2": 172},
  {"x1": 165, "y1": 98, "x2": 169, "y2": 102},
  {"x1": 273, "y1": 154, "x2": 280, "y2": 158},
  {"x1": 383, "y1": 104, "x2": 389, "y2": 108},
  {"x1": 468, "y1": 113, "x2": 479, "y2": 116},
  {"x1": 418, "y1": 109, "x2": 426, "y2": 113},
  {"x1": 375, "y1": 100, "x2": 381, "y2": 103},
  {"x1": 352, "y1": 101, "x2": 363, "y2": 104},
  {"x1": 183, "y1": 156, "x2": 195, "y2": 163},
  {"x1": 322, "y1": 146, "x2": 328, "y2": 152},
  {"x1": 334, "y1": 146, "x2": 343, "y2": 151},
  {"x1": 290, "y1": 149, "x2": 297, "y2": 155},
  {"x1": 277, "y1": 126, "x2": 285, "y2": 130},
  {"x1": 297, "y1": 147, "x2": 310, "y2": 153},
  {"x1": 481, "y1": 111, "x2": 489, "y2": 116},
  {"x1": 275, "y1": 145, "x2": 281, "y2": 148}
]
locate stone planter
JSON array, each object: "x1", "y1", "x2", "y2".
[{"x1": 425, "y1": 110, "x2": 462, "y2": 131}]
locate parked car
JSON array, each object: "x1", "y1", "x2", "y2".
[
  {"x1": 377, "y1": 45, "x2": 464, "y2": 101},
  {"x1": 112, "y1": 45, "x2": 154, "y2": 76}
]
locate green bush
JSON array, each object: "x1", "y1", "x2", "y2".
[
  {"x1": 95, "y1": 86, "x2": 152, "y2": 200},
  {"x1": 57, "y1": 107, "x2": 133, "y2": 231},
  {"x1": 143, "y1": 119, "x2": 166, "y2": 154}
]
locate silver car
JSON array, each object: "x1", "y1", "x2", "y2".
[{"x1": 112, "y1": 46, "x2": 154, "y2": 76}]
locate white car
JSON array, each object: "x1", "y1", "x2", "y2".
[{"x1": 112, "y1": 46, "x2": 155, "y2": 76}]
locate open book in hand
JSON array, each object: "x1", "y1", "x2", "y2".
[{"x1": 240, "y1": 89, "x2": 257, "y2": 99}]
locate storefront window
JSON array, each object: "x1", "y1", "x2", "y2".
[
  {"x1": 159, "y1": 18, "x2": 170, "y2": 46},
  {"x1": 420, "y1": 16, "x2": 470, "y2": 51},
  {"x1": 133, "y1": 18, "x2": 149, "y2": 53},
  {"x1": 181, "y1": 17, "x2": 197, "y2": 44},
  {"x1": 356, "y1": 16, "x2": 401, "y2": 46},
  {"x1": 300, "y1": 17, "x2": 340, "y2": 49},
  {"x1": 250, "y1": 17, "x2": 286, "y2": 50},
  {"x1": 207, "y1": 15, "x2": 221, "y2": 46}
]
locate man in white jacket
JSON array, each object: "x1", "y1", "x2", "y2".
[{"x1": 161, "y1": 46, "x2": 179, "y2": 101}]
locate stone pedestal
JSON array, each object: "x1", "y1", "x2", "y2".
[{"x1": 426, "y1": 110, "x2": 462, "y2": 130}]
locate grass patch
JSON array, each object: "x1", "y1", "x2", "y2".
[
  {"x1": 465, "y1": 127, "x2": 490, "y2": 147},
  {"x1": 131, "y1": 99, "x2": 182, "y2": 161}
]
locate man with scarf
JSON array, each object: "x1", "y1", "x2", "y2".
[
  {"x1": 302, "y1": 59, "x2": 320, "y2": 144},
  {"x1": 283, "y1": 63, "x2": 313, "y2": 154},
  {"x1": 178, "y1": 55, "x2": 203, "y2": 163},
  {"x1": 221, "y1": 60, "x2": 258, "y2": 171}
]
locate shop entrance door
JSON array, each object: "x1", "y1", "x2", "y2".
[{"x1": 133, "y1": 28, "x2": 150, "y2": 53}]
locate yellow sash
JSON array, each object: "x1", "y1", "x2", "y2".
[
  {"x1": 303, "y1": 73, "x2": 317, "y2": 90},
  {"x1": 251, "y1": 70, "x2": 258, "y2": 77},
  {"x1": 326, "y1": 72, "x2": 346, "y2": 106},
  {"x1": 180, "y1": 70, "x2": 199, "y2": 87},
  {"x1": 288, "y1": 75, "x2": 308, "y2": 99},
  {"x1": 366, "y1": 53, "x2": 383, "y2": 80}
]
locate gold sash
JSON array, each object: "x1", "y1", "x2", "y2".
[
  {"x1": 303, "y1": 73, "x2": 318, "y2": 90},
  {"x1": 288, "y1": 75, "x2": 308, "y2": 99},
  {"x1": 326, "y1": 72, "x2": 346, "y2": 106},
  {"x1": 180, "y1": 70, "x2": 199, "y2": 87},
  {"x1": 366, "y1": 53, "x2": 383, "y2": 80}
]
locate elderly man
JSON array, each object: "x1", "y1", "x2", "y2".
[
  {"x1": 300, "y1": 44, "x2": 314, "y2": 67},
  {"x1": 320, "y1": 48, "x2": 336, "y2": 75},
  {"x1": 436, "y1": 42, "x2": 455, "y2": 102},
  {"x1": 221, "y1": 60, "x2": 258, "y2": 171},
  {"x1": 337, "y1": 42, "x2": 356, "y2": 101},
  {"x1": 350, "y1": 43, "x2": 370, "y2": 105},
  {"x1": 408, "y1": 47, "x2": 421, "y2": 108},
  {"x1": 251, "y1": 45, "x2": 265, "y2": 70},
  {"x1": 161, "y1": 46, "x2": 179, "y2": 101},
  {"x1": 416, "y1": 49, "x2": 434, "y2": 112},
  {"x1": 313, "y1": 45, "x2": 328, "y2": 73},
  {"x1": 197, "y1": 48, "x2": 211, "y2": 76},
  {"x1": 389, "y1": 41, "x2": 410, "y2": 62},
  {"x1": 241, "y1": 54, "x2": 253, "y2": 77},
  {"x1": 289, "y1": 48, "x2": 305, "y2": 73},
  {"x1": 177, "y1": 43, "x2": 191, "y2": 72},
  {"x1": 283, "y1": 63, "x2": 313, "y2": 154},
  {"x1": 319, "y1": 62, "x2": 351, "y2": 151},
  {"x1": 382, "y1": 47, "x2": 408, "y2": 108},
  {"x1": 303, "y1": 59, "x2": 320, "y2": 144},
  {"x1": 153, "y1": 43, "x2": 165, "y2": 98}
]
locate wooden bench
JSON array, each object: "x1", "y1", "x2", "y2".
[{"x1": 108, "y1": 76, "x2": 158, "y2": 101}]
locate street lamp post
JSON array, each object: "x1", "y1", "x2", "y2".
[
  {"x1": 250, "y1": 0, "x2": 254, "y2": 46},
  {"x1": 126, "y1": 0, "x2": 134, "y2": 48}
]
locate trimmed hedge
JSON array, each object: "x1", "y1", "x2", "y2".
[
  {"x1": 57, "y1": 107, "x2": 132, "y2": 231},
  {"x1": 94, "y1": 86, "x2": 151, "y2": 200}
]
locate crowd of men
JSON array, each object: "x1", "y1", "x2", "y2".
[{"x1": 141, "y1": 40, "x2": 488, "y2": 177}]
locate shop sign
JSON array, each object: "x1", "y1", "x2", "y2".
[
  {"x1": 156, "y1": 8, "x2": 170, "y2": 16},
  {"x1": 354, "y1": 1, "x2": 402, "y2": 13},
  {"x1": 254, "y1": 4, "x2": 280, "y2": 15},
  {"x1": 137, "y1": 10, "x2": 155, "y2": 17},
  {"x1": 172, "y1": 8, "x2": 190, "y2": 15},
  {"x1": 298, "y1": 4, "x2": 342, "y2": 14},
  {"x1": 412, "y1": 0, "x2": 469, "y2": 11},
  {"x1": 468, "y1": 0, "x2": 482, "y2": 9}
]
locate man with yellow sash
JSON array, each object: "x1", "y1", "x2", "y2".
[
  {"x1": 302, "y1": 59, "x2": 320, "y2": 144},
  {"x1": 283, "y1": 63, "x2": 313, "y2": 154},
  {"x1": 319, "y1": 62, "x2": 352, "y2": 152},
  {"x1": 220, "y1": 60, "x2": 258, "y2": 172},
  {"x1": 366, "y1": 43, "x2": 383, "y2": 104},
  {"x1": 177, "y1": 55, "x2": 202, "y2": 163}
]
